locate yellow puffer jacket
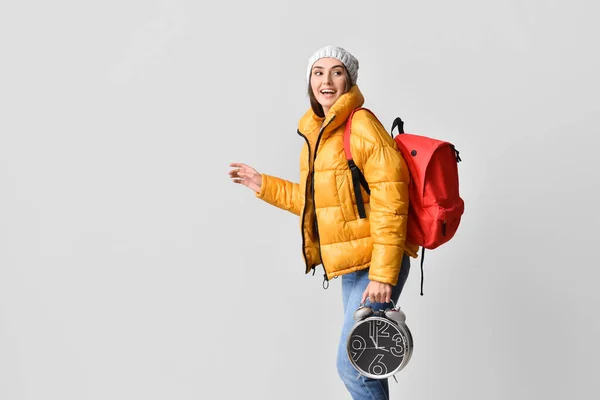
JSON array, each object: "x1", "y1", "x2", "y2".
[{"x1": 257, "y1": 85, "x2": 418, "y2": 286}]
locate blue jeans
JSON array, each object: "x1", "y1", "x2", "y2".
[{"x1": 336, "y1": 255, "x2": 411, "y2": 400}]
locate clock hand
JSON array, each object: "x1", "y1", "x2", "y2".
[
  {"x1": 364, "y1": 347, "x2": 390, "y2": 352},
  {"x1": 364, "y1": 347, "x2": 390, "y2": 353},
  {"x1": 369, "y1": 333, "x2": 378, "y2": 349}
]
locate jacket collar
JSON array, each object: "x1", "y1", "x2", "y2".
[{"x1": 297, "y1": 85, "x2": 365, "y2": 139}]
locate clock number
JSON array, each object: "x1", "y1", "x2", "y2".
[
  {"x1": 349, "y1": 335, "x2": 367, "y2": 361},
  {"x1": 369, "y1": 321, "x2": 378, "y2": 348},
  {"x1": 368, "y1": 320, "x2": 390, "y2": 348},
  {"x1": 369, "y1": 354, "x2": 388, "y2": 376},
  {"x1": 390, "y1": 333, "x2": 405, "y2": 357},
  {"x1": 376, "y1": 320, "x2": 390, "y2": 338}
]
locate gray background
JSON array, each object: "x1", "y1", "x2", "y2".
[{"x1": 1, "y1": 0, "x2": 599, "y2": 399}]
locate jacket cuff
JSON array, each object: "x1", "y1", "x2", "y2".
[
  {"x1": 367, "y1": 272, "x2": 398, "y2": 287},
  {"x1": 255, "y1": 173, "x2": 268, "y2": 199}
]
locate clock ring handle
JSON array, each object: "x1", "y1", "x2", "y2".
[
  {"x1": 388, "y1": 300, "x2": 407, "y2": 312},
  {"x1": 359, "y1": 298, "x2": 400, "y2": 312},
  {"x1": 359, "y1": 297, "x2": 373, "y2": 308}
]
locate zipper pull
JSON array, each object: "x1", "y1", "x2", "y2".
[{"x1": 322, "y1": 274, "x2": 329, "y2": 290}]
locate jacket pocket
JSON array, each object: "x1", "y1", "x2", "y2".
[{"x1": 336, "y1": 171, "x2": 358, "y2": 222}]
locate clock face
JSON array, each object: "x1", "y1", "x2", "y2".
[{"x1": 347, "y1": 316, "x2": 412, "y2": 379}]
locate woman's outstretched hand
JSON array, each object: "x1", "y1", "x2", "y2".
[{"x1": 229, "y1": 163, "x2": 262, "y2": 193}]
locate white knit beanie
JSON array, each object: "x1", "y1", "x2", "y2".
[{"x1": 306, "y1": 45, "x2": 359, "y2": 85}]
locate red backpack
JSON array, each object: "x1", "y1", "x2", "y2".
[{"x1": 344, "y1": 108, "x2": 464, "y2": 294}]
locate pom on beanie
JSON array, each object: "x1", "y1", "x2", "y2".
[{"x1": 306, "y1": 45, "x2": 359, "y2": 85}]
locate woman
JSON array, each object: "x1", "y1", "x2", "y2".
[{"x1": 229, "y1": 45, "x2": 418, "y2": 399}]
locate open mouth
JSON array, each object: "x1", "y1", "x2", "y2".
[{"x1": 320, "y1": 89, "x2": 336, "y2": 96}]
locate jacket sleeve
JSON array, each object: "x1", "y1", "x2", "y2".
[
  {"x1": 255, "y1": 173, "x2": 303, "y2": 216},
  {"x1": 353, "y1": 114, "x2": 411, "y2": 286}
]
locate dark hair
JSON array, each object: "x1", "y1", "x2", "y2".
[{"x1": 307, "y1": 65, "x2": 353, "y2": 118}]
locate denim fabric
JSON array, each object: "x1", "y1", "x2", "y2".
[{"x1": 336, "y1": 255, "x2": 411, "y2": 400}]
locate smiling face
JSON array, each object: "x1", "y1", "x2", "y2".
[{"x1": 309, "y1": 57, "x2": 350, "y2": 116}]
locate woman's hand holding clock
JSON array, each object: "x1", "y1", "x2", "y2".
[{"x1": 361, "y1": 280, "x2": 392, "y2": 304}]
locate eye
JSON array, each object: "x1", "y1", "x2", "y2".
[{"x1": 313, "y1": 71, "x2": 322, "y2": 76}]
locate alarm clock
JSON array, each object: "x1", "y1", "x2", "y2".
[{"x1": 346, "y1": 300, "x2": 413, "y2": 379}]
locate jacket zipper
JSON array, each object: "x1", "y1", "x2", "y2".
[
  {"x1": 297, "y1": 115, "x2": 336, "y2": 285},
  {"x1": 297, "y1": 132, "x2": 312, "y2": 273}
]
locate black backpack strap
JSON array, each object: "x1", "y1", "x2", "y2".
[
  {"x1": 420, "y1": 247, "x2": 425, "y2": 296},
  {"x1": 348, "y1": 160, "x2": 370, "y2": 219},
  {"x1": 344, "y1": 109, "x2": 373, "y2": 220},
  {"x1": 391, "y1": 117, "x2": 405, "y2": 136}
]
